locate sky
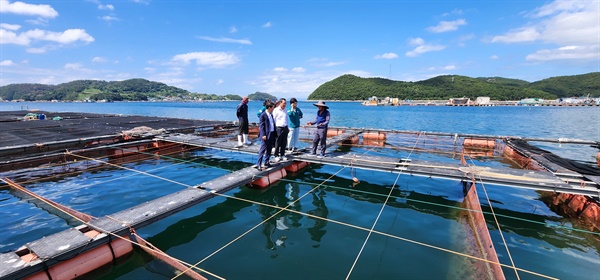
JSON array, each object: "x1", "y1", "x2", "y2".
[{"x1": 0, "y1": 0, "x2": 599, "y2": 100}]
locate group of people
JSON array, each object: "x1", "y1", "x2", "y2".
[{"x1": 236, "y1": 97, "x2": 330, "y2": 171}]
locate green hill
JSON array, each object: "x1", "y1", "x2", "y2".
[
  {"x1": 0, "y1": 79, "x2": 243, "y2": 102},
  {"x1": 308, "y1": 72, "x2": 600, "y2": 101}
]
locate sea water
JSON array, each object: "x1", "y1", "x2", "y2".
[{"x1": 0, "y1": 101, "x2": 599, "y2": 279}]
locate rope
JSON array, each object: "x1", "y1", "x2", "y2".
[
  {"x1": 1, "y1": 177, "x2": 221, "y2": 280},
  {"x1": 1, "y1": 139, "x2": 568, "y2": 279},
  {"x1": 210, "y1": 188, "x2": 558, "y2": 279},
  {"x1": 346, "y1": 132, "x2": 421, "y2": 280},
  {"x1": 172, "y1": 164, "x2": 349, "y2": 280}
]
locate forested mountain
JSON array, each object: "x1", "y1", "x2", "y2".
[
  {"x1": 3, "y1": 72, "x2": 597, "y2": 102},
  {"x1": 0, "y1": 79, "x2": 242, "y2": 101},
  {"x1": 248, "y1": 92, "x2": 278, "y2": 101},
  {"x1": 308, "y1": 72, "x2": 600, "y2": 101}
]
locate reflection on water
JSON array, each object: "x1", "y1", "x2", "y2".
[{"x1": 1, "y1": 102, "x2": 598, "y2": 279}]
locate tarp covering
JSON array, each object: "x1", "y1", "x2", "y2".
[{"x1": 507, "y1": 139, "x2": 600, "y2": 176}]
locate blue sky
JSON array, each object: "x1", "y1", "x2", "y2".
[{"x1": 1, "y1": 0, "x2": 599, "y2": 100}]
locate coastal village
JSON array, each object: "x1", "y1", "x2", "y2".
[{"x1": 361, "y1": 96, "x2": 600, "y2": 106}]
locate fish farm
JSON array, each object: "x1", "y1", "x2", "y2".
[{"x1": 0, "y1": 110, "x2": 599, "y2": 280}]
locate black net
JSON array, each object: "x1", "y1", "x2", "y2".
[{"x1": 508, "y1": 139, "x2": 600, "y2": 176}]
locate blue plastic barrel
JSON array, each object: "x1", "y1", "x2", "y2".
[{"x1": 39, "y1": 114, "x2": 45, "y2": 120}]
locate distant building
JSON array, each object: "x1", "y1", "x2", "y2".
[
  {"x1": 449, "y1": 97, "x2": 471, "y2": 105},
  {"x1": 474, "y1": 97, "x2": 490, "y2": 105}
]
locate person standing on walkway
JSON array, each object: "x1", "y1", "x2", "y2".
[
  {"x1": 287, "y1": 98, "x2": 303, "y2": 152},
  {"x1": 257, "y1": 99, "x2": 271, "y2": 119},
  {"x1": 257, "y1": 101, "x2": 276, "y2": 170},
  {"x1": 306, "y1": 100, "x2": 330, "y2": 157},
  {"x1": 236, "y1": 96, "x2": 252, "y2": 147},
  {"x1": 272, "y1": 98, "x2": 289, "y2": 162}
]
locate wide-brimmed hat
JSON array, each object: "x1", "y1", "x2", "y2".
[{"x1": 313, "y1": 100, "x2": 329, "y2": 109}]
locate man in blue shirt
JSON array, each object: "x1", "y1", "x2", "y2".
[{"x1": 306, "y1": 100, "x2": 330, "y2": 157}]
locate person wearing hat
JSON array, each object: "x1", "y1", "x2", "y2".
[
  {"x1": 306, "y1": 100, "x2": 330, "y2": 157},
  {"x1": 236, "y1": 96, "x2": 252, "y2": 147}
]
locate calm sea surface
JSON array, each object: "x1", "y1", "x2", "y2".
[{"x1": 1, "y1": 101, "x2": 599, "y2": 279}]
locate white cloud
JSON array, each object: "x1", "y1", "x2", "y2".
[
  {"x1": 492, "y1": 1, "x2": 599, "y2": 46},
  {"x1": 408, "y1": 37, "x2": 425, "y2": 46},
  {"x1": 529, "y1": 0, "x2": 590, "y2": 18},
  {"x1": 426, "y1": 19, "x2": 467, "y2": 33},
  {"x1": 0, "y1": 23, "x2": 20, "y2": 31},
  {"x1": 491, "y1": 27, "x2": 540, "y2": 43},
  {"x1": 98, "y1": 4, "x2": 114, "y2": 11},
  {"x1": 101, "y1": 15, "x2": 119, "y2": 22},
  {"x1": 262, "y1": 21, "x2": 272, "y2": 28},
  {"x1": 525, "y1": 45, "x2": 600, "y2": 61},
  {"x1": 0, "y1": 60, "x2": 15, "y2": 66},
  {"x1": 197, "y1": 36, "x2": 252, "y2": 45},
  {"x1": 490, "y1": 55, "x2": 499, "y2": 60},
  {"x1": 25, "y1": 17, "x2": 49, "y2": 26},
  {"x1": 309, "y1": 58, "x2": 346, "y2": 67},
  {"x1": 92, "y1": 56, "x2": 107, "y2": 63},
  {"x1": 442, "y1": 9, "x2": 464, "y2": 17},
  {"x1": 254, "y1": 69, "x2": 371, "y2": 99},
  {"x1": 273, "y1": 67, "x2": 287, "y2": 72},
  {"x1": 229, "y1": 26, "x2": 238, "y2": 33},
  {"x1": 292, "y1": 67, "x2": 305, "y2": 73},
  {"x1": 405, "y1": 38, "x2": 446, "y2": 57},
  {"x1": 374, "y1": 52, "x2": 399, "y2": 59},
  {"x1": 0, "y1": 0, "x2": 58, "y2": 18},
  {"x1": 0, "y1": 28, "x2": 94, "y2": 46},
  {"x1": 427, "y1": 64, "x2": 457, "y2": 71},
  {"x1": 26, "y1": 47, "x2": 45, "y2": 53},
  {"x1": 457, "y1": 33, "x2": 474, "y2": 46},
  {"x1": 217, "y1": 79, "x2": 224, "y2": 85},
  {"x1": 0, "y1": 28, "x2": 30, "y2": 45},
  {"x1": 490, "y1": 0, "x2": 600, "y2": 65},
  {"x1": 40, "y1": 29, "x2": 94, "y2": 44},
  {"x1": 171, "y1": 51, "x2": 240, "y2": 68},
  {"x1": 64, "y1": 63, "x2": 83, "y2": 70}
]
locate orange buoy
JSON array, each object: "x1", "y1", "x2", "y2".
[
  {"x1": 326, "y1": 128, "x2": 345, "y2": 137},
  {"x1": 596, "y1": 152, "x2": 600, "y2": 167},
  {"x1": 362, "y1": 132, "x2": 386, "y2": 140},
  {"x1": 251, "y1": 168, "x2": 287, "y2": 188},
  {"x1": 463, "y1": 138, "x2": 495, "y2": 149},
  {"x1": 26, "y1": 235, "x2": 132, "y2": 280},
  {"x1": 284, "y1": 161, "x2": 310, "y2": 173}
]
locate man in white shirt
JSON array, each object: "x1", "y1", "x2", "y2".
[{"x1": 272, "y1": 98, "x2": 289, "y2": 162}]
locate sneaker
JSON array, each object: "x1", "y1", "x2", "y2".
[
  {"x1": 281, "y1": 156, "x2": 288, "y2": 161},
  {"x1": 317, "y1": 155, "x2": 323, "y2": 159},
  {"x1": 273, "y1": 157, "x2": 281, "y2": 163}
]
